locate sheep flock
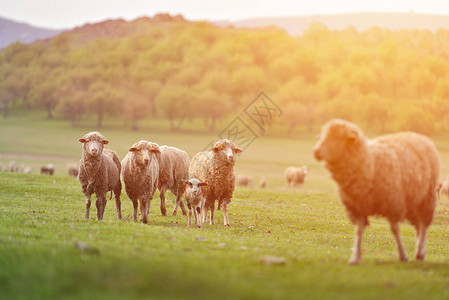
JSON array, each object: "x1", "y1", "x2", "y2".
[{"x1": 5, "y1": 116, "x2": 448, "y2": 265}]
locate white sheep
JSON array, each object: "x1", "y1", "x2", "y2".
[
  {"x1": 260, "y1": 177, "x2": 266, "y2": 189},
  {"x1": 437, "y1": 176, "x2": 449, "y2": 202},
  {"x1": 313, "y1": 119, "x2": 439, "y2": 264},
  {"x1": 158, "y1": 145, "x2": 189, "y2": 216},
  {"x1": 122, "y1": 140, "x2": 160, "y2": 224},
  {"x1": 78, "y1": 132, "x2": 122, "y2": 220},
  {"x1": 189, "y1": 139, "x2": 242, "y2": 226},
  {"x1": 22, "y1": 165, "x2": 32, "y2": 174},
  {"x1": 285, "y1": 166, "x2": 308, "y2": 188},
  {"x1": 183, "y1": 178, "x2": 207, "y2": 228},
  {"x1": 237, "y1": 175, "x2": 253, "y2": 187}
]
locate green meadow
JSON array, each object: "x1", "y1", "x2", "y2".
[{"x1": 2, "y1": 111, "x2": 449, "y2": 299}]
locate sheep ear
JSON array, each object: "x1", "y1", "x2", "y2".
[
  {"x1": 347, "y1": 129, "x2": 359, "y2": 142},
  {"x1": 235, "y1": 147, "x2": 242, "y2": 153},
  {"x1": 79, "y1": 138, "x2": 87, "y2": 143},
  {"x1": 103, "y1": 139, "x2": 109, "y2": 145},
  {"x1": 212, "y1": 146, "x2": 219, "y2": 152},
  {"x1": 182, "y1": 179, "x2": 189, "y2": 184},
  {"x1": 199, "y1": 182, "x2": 208, "y2": 186},
  {"x1": 129, "y1": 147, "x2": 138, "y2": 152},
  {"x1": 151, "y1": 148, "x2": 161, "y2": 154}
]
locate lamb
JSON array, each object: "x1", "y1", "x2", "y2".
[
  {"x1": 9, "y1": 161, "x2": 19, "y2": 173},
  {"x1": 158, "y1": 145, "x2": 189, "y2": 216},
  {"x1": 21, "y1": 165, "x2": 32, "y2": 174},
  {"x1": 40, "y1": 164, "x2": 54, "y2": 175},
  {"x1": 237, "y1": 175, "x2": 253, "y2": 187},
  {"x1": 285, "y1": 166, "x2": 308, "y2": 188},
  {"x1": 78, "y1": 131, "x2": 122, "y2": 221},
  {"x1": 122, "y1": 140, "x2": 160, "y2": 224},
  {"x1": 313, "y1": 119, "x2": 439, "y2": 264},
  {"x1": 67, "y1": 163, "x2": 79, "y2": 177},
  {"x1": 189, "y1": 139, "x2": 242, "y2": 226},
  {"x1": 183, "y1": 178, "x2": 207, "y2": 228}
]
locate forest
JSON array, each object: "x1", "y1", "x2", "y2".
[{"x1": 1, "y1": 14, "x2": 449, "y2": 135}]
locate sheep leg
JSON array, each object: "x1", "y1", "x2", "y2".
[
  {"x1": 188, "y1": 208, "x2": 192, "y2": 227},
  {"x1": 132, "y1": 199, "x2": 138, "y2": 222},
  {"x1": 95, "y1": 196, "x2": 104, "y2": 220},
  {"x1": 115, "y1": 192, "x2": 122, "y2": 220},
  {"x1": 159, "y1": 187, "x2": 167, "y2": 216},
  {"x1": 140, "y1": 198, "x2": 148, "y2": 224},
  {"x1": 349, "y1": 220, "x2": 366, "y2": 265},
  {"x1": 390, "y1": 222, "x2": 408, "y2": 262},
  {"x1": 222, "y1": 202, "x2": 230, "y2": 227},
  {"x1": 202, "y1": 205, "x2": 208, "y2": 224},
  {"x1": 209, "y1": 201, "x2": 215, "y2": 225},
  {"x1": 84, "y1": 195, "x2": 91, "y2": 220},
  {"x1": 415, "y1": 224, "x2": 429, "y2": 260},
  {"x1": 172, "y1": 193, "x2": 187, "y2": 216},
  {"x1": 194, "y1": 207, "x2": 201, "y2": 228}
]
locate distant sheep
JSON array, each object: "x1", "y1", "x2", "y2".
[
  {"x1": 78, "y1": 132, "x2": 122, "y2": 220},
  {"x1": 9, "y1": 161, "x2": 19, "y2": 173},
  {"x1": 260, "y1": 177, "x2": 266, "y2": 189},
  {"x1": 158, "y1": 145, "x2": 189, "y2": 216},
  {"x1": 190, "y1": 139, "x2": 242, "y2": 226},
  {"x1": 22, "y1": 165, "x2": 32, "y2": 174},
  {"x1": 67, "y1": 163, "x2": 79, "y2": 177},
  {"x1": 437, "y1": 176, "x2": 449, "y2": 202},
  {"x1": 40, "y1": 164, "x2": 54, "y2": 175},
  {"x1": 183, "y1": 178, "x2": 207, "y2": 228},
  {"x1": 285, "y1": 166, "x2": 308, "y2": 188},
  {"x1": 314, "y1": 119, "x2": 439, "y2": 264},
  {"x1": 237, "y1": 175, "x2": 253, "y2": 187},
  {"x1": 122, "y1": 140, "x2": 160, "y2": 224}
]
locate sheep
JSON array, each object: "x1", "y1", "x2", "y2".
[
  {"x1": 237, "y1": 175, "x2": 253, "y2": 187},
  {"x1": 183, "y1": 178, "x2": 207, "y2": 228},
  {"x1": 437, "y1": 176, "x2": 449, "y2": 202},
  {"x1": 22, "y1": 165, "x2": 32, "y2": 174},
  {"x1": 9, "y1": 161, "x2": 19, "y2": 173},
  {"x1": 260, "y1": 177, "x2": 266, "y2": 189},
  {"x1": 78, "y1": 131, "x2": 122, "y2": 221},
  {"x1": 67, "y1": 163, "x2": 79, "y2": 177},
  {"x1": 40, "y1": 164, "x2": 54, "y2": 175},
  {"x1": 285, "y1": 166, "x2": 308, "y2": 188},
  {"x1": 189, "y1": 139, "x2": 242, "y2": 226},
  {"x1": 158, "y1": 145, "x2": 189, "y2": 216},
  {"x1": 122, "y1": 140, "x2": 160, "y2": 224},
  {"x1": 313, "y1": 119, "x2": 439, "y2": 264}
]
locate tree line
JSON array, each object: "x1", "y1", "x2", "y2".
[{"x1": 1, "y1": 17, "x2": 449, "y2": 134}]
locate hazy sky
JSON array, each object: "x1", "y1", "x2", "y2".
[{"x1": 2, "y1": 0, "x2": 449, "y2": 29}]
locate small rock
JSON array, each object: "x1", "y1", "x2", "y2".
[
  {"x1": 195, "y1": 236, "x2": 206, "y2": 241},
  {"x1": 260, "y1": 255, "x2": 286, "y2": 265}
]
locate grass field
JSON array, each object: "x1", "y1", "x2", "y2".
[{"x1": 2, "y1": 110, "x2": 449, "y2": 299}]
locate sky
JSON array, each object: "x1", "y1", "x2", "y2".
[{"x1": 2, "y1": 0, "x2": 449, "y2": 29}]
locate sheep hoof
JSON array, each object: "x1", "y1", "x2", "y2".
[
  {"x1": 196, "y1": 224, "x2": 202, "y2": 228},
  {"x1": 224, "y1": 223, "x2": 230, "y2": 227},
  {"x1": 400, "y1": 256, "x2": 409, "y2": 262},
  {"x1": 348, "y1": 256, "x2": 360, "y2": 265},
  {"x1": 416, "y1": 254, "x2": 425, "y2": 261},
  {"x1": 182, "y1": 211, "x2": 187, "y2": 216},
  {"x1": 172, "y1": 211, "x2": 177, "y2": 216}
]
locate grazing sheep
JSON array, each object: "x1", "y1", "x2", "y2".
[
  {"x1": 285, "y1": 166, "x2": 308, "y2": 188},
  {"x1": 22, "y1": 165, "x2": 32, "y2": 174},
  {"x1": 122, "y1": 140, "x2": 160, "y2": 224},
  {"x1": 183, "y1": 178, "x2": 207, "y2": 228},
  {"x1": 158, "y1": 145, "x2": 189, "y2": 216},
  {"x1": 78, "y1": 132, "x2": 122, "y2": 221},
  {"x1": 313, "y1": 119, "x2": 439, "y2": 264},
  {"x1": 40, "y1": 164, "x2": 54, "y2": 175},
  {"x1": 437, "y1": 176, "x2": 449, "y2": 202},
  {"x1": 9, "y1": 161, "x2": 19, "y2": 173},
  {"x1": 189, "y1": 139, "x2": 242, "y2": 226},
  {"x1": 237, "y1": 175, "x2": 253, "y2": 187},
  {"x1": 260, "y1": 177, "x2": 266, "y2": 189},
  {"x1": 67, "y1": 163, "x2": 79, "y2": 177}
]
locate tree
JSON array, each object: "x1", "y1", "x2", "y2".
[
  {"x1": 28, "y1": 72, "x2": 62, "y2": 119},
  {"x1": 282, "y1": 102, "x2": 307, "y2": 136},
  {"x1": 139, "y1": 80, "x2": 162, "y2": 118},
  {"x1": 196, "y1": 89, "x2": 231, "y2": 131},
  {"x1": 156, "y1": 85, "x2": 193, "y2": 131},
  {"x1": 56, "y1": 83, "x2": 86, "y2": 126},
  {"x1": 88, "y1": 81, "x2": 121, "y2": 128},
  {"x1": 122, "y1": 89, "x2": 150, "y2": 131}
]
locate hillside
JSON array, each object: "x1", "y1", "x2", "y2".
[
  {"x1": 224, "y1": 12, "x2": 449, "y2": 36},
  {"x1": 0, "y1": 16, "x2": 62, "y2": 48}
]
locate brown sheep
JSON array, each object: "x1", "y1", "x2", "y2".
[
  {"x1": 313, "y1": 119, "x2": 439, "y2": 264},
  {"x1": 78, "y1": 132, "x2": 122, "y2": 220},
  {"x1": 237, "y1": 175, "x2": 253, "y2": 187},
  {"x1": 285, "y1": 166, "x2": 308, "y2": 188}
]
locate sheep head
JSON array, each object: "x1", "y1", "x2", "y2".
[
  {"x1": 129, "y1": 140, "x2": 160, "y2": 167},
  {"x1": 212, "y1": 139, "x2": 242, "y2": 165},
  {"x1": 313, "y1": 119, "x2": 365, "y2": 163},
  {"x1": 79, "y1": 131, "x2": 109, "y2": 157},
  {"x1": 183, "y1": 178, "x2": 207, "y2": 196}
]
